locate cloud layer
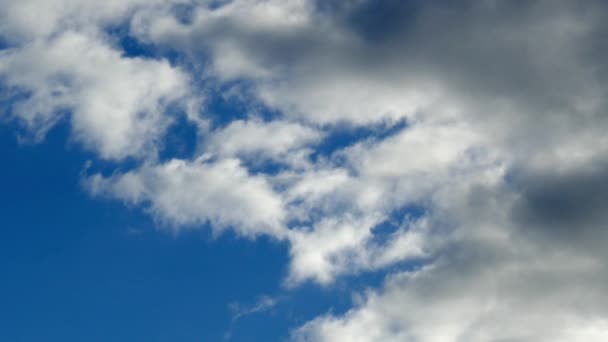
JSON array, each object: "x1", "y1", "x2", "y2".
[{"x1": 2, "y1": 0, "x2": 608, "y2": 341}]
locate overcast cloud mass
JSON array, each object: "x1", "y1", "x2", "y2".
[{"x1": 2, "y1": 0, "x2": 608, "y2": 341}]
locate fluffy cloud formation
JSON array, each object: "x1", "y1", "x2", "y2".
[
  {"x1": 131, "y1": 0, "x2": 438, "y2": 124},
  {"x1": 293, "y1": 170, "x2": 608, "y2": 342},
  {"x1": 205, "y1": 119, "x2": 321, "y2": 163},
  {"x1": 0, "y1": 0, "x2": 192, "y2": 159},
  {"x1": 88, "y1": 158, "x2": 286, "y2": 237},
  {"x1": 3, "y1": 0, "x2": 608, "y2": 341},
  {"x1": 0, "y1": 31, "x2": 189, "y2": 159},
  {"x1": 0, "y1": 0, "x2": 171, "y2": 42}
]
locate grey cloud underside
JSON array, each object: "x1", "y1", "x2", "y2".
[
  {"x1": 2, "y1": 0, "x2": 608, "y2": 341},
  {"x1": 512, "y1": 163, "x2": 608, "y2": 247}
]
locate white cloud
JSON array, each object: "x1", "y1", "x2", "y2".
[
  {"x1": 287, "y1": 215, "x2": 429, "y2": 286},
  {"x1": 0, "y1": 31, "x2": 190, "y2": 159},
  {"x1": 131, "y1": 0, "x2": 317, "y2": 80},
  {"x1": 0, "y1": 0, "x2": 173, "y2": 42},
  {"x1": 230, "y1": 295, "x2": 281, "y2": 321},
  {"x1": 131, "y1": 0, "x2": 440, "y2": 124},
  {"x1": 87, "y1": 158, "x2": 286, "y2": 237},
  {"x1": 0, "y1": 0, "x2": 196, "y2": 160},
  {"x1": 287, "y1": 215, "x2": 384, "y2": 285},
  {"x1": 277, "y1": 119, "x2": 493, "y2": 284},
  {"x1": 205, "y1": 119, "x2": 321, "y2": 162}
]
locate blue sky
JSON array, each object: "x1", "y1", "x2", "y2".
[
  {"x1": 2, "y1": 1, "x2": 608, "y2": 341},
  {"x1": 0, "y1": 121, "x2": 360, "y2": 341}
]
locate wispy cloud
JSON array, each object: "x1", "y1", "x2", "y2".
[{"x1": 229, "y1": 295, "x2": 282, "y2": 322}]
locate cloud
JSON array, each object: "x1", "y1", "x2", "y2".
[
  {"x1": 286, "y1": 214, "x2": 429, "y2": 286},
  {"x1": 0, "y1": 0, "x2": 171, "y2": 42},
  {"x1": 283, "y1": 1, "x2": 608, "y2": 340},
  {"x1": 4, "y1": 0, "x2": 608, "y2": 341},
  {"x1": 292, "y1": 172, "x2": 608, "y2": 342},
  {"x1": 230, "y1": 295, "x2": 281, "y2": 322},
  {"x1": 87, "y1": 158, "x2": 286, "y2": 237},
  {"x1": 205, "y1": 119, "x2": 322, "y2": 164},
  {"x1": 0, "y1": 0, "x2": 196, "y2": 160},
  {"x1": 0, "y1": 31, "x2": 190, "y2": 159},
  {"x1": 280, "y1": 119, "x2": 492, "y2": 284}
]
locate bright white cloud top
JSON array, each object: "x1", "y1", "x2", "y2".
[{"x1": 2, "y1": 0, "x2": 608, "y2": 341}]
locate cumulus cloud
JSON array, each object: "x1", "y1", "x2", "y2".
[
  {"x1": 131, "y1": 0, "x2": 438, "y2": 124},
  {"x1": 3, "y1": 0, "x2": 608, "y2": 341},
  {"x1": 283, "y1": 1, "x2": 608, "y2": 340},
  {"x1": 0, "y1": 0, "x2": 194, "y2": 159},
  {"x1": 87, "y1": 157, "x2": 286, "y2": 237},
  {"x1": 205, "y1": 119, "x2": 321, "y2": 163},
  {"x1": 0, "y1": 0, "x2": 172, "y2": 42},
  {"x1": 292, "y1": 171, "x2": 608, "y2": 342},
  {"x1": 0, "y1": 31, "x2": 190, "y2": 159},
  {"x1": 287, "y1": 215, "x2": 429, "y2": 286},
  {"x1": 279, "y1": 119, "x2": 493, "y2": 284}
]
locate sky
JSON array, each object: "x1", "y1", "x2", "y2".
[{"x1": 1, "y1": 1, "x2": 608, "y2": 341}]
